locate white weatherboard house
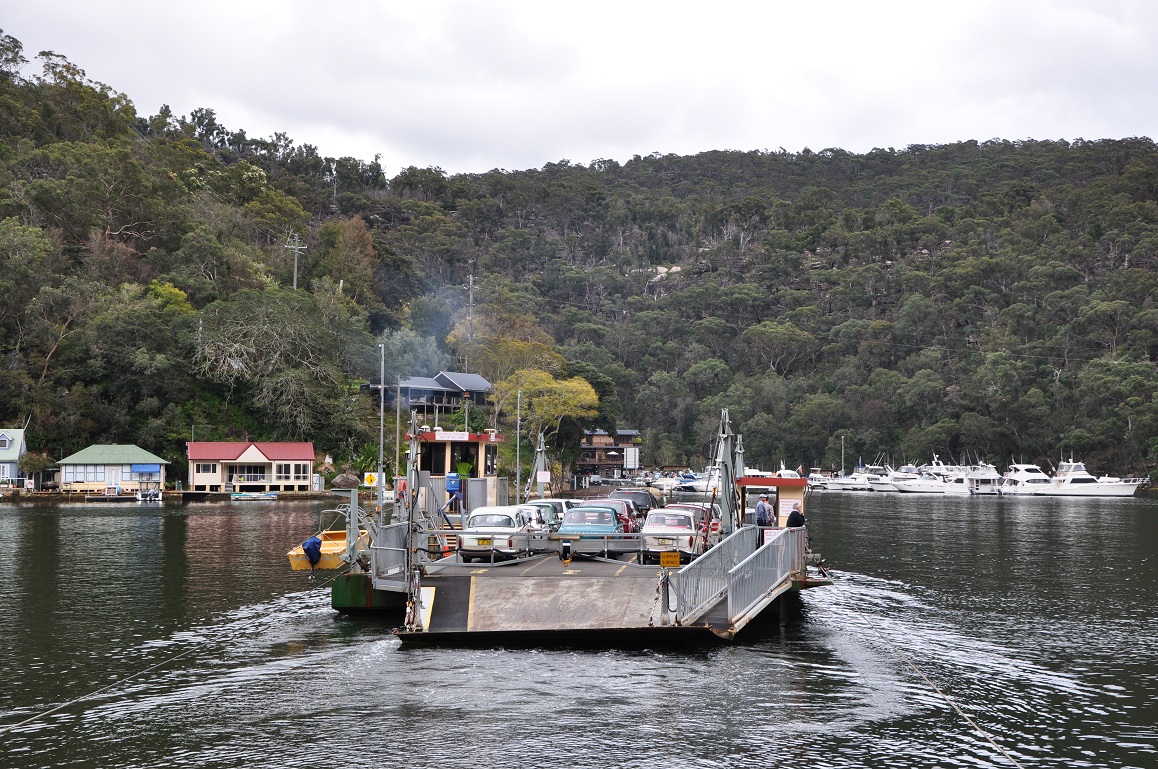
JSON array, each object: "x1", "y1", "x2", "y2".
[
  {"x1": 0, "y1": 428, "x2": 28, "y2": 486},
  {"x1": 186, "y1": 442, "x2": 315, "y2": 493},
  {"x1": 58, "y1": 444, "x2": 168, "y2": 495}
]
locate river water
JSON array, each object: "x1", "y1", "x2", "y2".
[{"x1": 0, "y1": 492, "x2": 1155, "y2": 769}]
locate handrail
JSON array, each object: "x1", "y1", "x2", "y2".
[
  {"x1": 668, "y1": 527, "x2": 758, "y2": 622},
  {"x1": 726, "y1": 527, "x2": 806, "y2": 621}
]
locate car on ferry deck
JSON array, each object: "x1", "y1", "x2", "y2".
[
  {"x1": 557, "y1": 505, "x2": 624, "y2": 536},
  {"x1": 663, "y1": 501, "x2": 723, "y2": 543},
  {"x1": 521, "y1": 497, "x2": 579, "y2": 529},
  {"x1": 640, "y1": 509, "x2": 707, "y2": 564},
  {"x1": 457, "y1": 505, "x2": 537, "y2": 562},
  {"x1": 610, "y1": 488, "x2": 657, "y2": 517},
  {"x1": 586, "y1": 497, "x2": 639, "y2": 532}
]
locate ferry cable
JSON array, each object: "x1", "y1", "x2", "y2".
[
  {"x1": 838, "y1": 585, "x2": 1030, "y2": 769},
  {"x1": 0, "y1": 567, "x2": 350, "y2": 736}
]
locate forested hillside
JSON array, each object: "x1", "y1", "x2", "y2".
[{"x1": 1, "y1": 31, "x2": 1155, "y2": 481}]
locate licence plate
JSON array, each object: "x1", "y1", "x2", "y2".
[
  {"x1": 477, "y1": 538, "x2": 492, "y2": 546},
  {"x1": 658, "y1": 538, "x2": 675, "y2": 545}
]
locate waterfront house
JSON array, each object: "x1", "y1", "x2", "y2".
[
  {"x1": 0, "y1": 428, "x2": 28, "y2": 487},
  {"x1": 382, "y1": 371, "x2": 492, "y2": 420},
  {"x1": 58, "y1": 444, "x2": 167, "y2": 495},
  {"x1": 186, "y1": 442, "x2": 315, "y2": 492},
  {"x1": 575, "y1": 429, "x2": 642, "y2": 483}
]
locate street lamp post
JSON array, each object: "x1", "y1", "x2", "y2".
[{"x1": 378, "y1": 343, "x2": 385, "y2": 511}]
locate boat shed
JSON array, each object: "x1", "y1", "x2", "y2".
[{"x1": 58, "y1": 444, "x2": 168, "y2": 496}]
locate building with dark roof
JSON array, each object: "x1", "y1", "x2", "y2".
[
  {"x1": 383, "y1": 371, "x2": 493, "y2": 418},
  {"x1": 574, "y1": 429, "x2": 642, "y2": 483}
]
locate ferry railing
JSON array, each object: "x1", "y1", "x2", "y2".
[
  {"x1": 369, "y1": 521, "x2": 410, "y2": 590},
  {"x1": 726, "y1": 527, "x2": 806, "y2": 622},
  {"x1": 669, "y1": 527, "x2": 759, "y2": 623}
]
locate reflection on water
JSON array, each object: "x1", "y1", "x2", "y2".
[{"x1": 1, "y1": 494, "x2": 1156, "y2": 768}]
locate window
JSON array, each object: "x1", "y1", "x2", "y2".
[
  {"x1": 195, "y1": 463, "x2": 217, "y2": 475},
  {"x1": 232, "y1": 465, "x2": 267, "y2": 482},
  {"x1": 275, "y1": 463, "x2": 291, "y2": 481},
  {"x1": 293, "y1": 463, "x2": 309, "y2": 480},
  {"x1": 0, "y1": 434, "x2": 8, "y2": 450},
  {"x1": 0, "y1": 465, "x2": 9, "y2": 479},
  {"x1": 420, "y1": 443, "x2": 445, "y2": 475}
]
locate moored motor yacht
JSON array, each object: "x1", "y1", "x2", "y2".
[
  {"x1": 806, "y1": 468, "x2": 831, "y2": 488},
  {"x1": 1043, "y1": 461, "x2": 1146, "y2": 497},
  {"x1": 891, "y1": 472, "x2": 948, "y2": 493},
  {"x1": 1000, "y1": 463, "x2": 1053, "y2": 494},
  {"x1": 868, "y1": 464, "x2": 920, "y2": 492},
  {"x1": 827, "y1": 465, "x2": 885, "y2": 491}
]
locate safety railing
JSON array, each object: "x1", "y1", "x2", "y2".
[
  {"x1": 370, "y1": 522, "x2": 410, "y2": 590},
  {"x1": 727, "y1": 527, "x2": 807, "y2": 622},
  {"x1": 669, "y1": 527, "x2": 759, "y2": 622}
]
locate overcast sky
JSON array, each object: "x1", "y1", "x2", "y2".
[{"x1": 6, "y1": 0, "x2": 1156, "y2": 177}]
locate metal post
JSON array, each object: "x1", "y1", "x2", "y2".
[
  {"x1": 378, "y1": 343, "x2": 385, "y2": 511},
  {"x1": 515, "y1": 390, "x2": 521, "y2": 504},
  {"x1": 395, "y1": 375, "x2": 401, "y2": 502}
]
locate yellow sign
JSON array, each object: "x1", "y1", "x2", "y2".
[
  {"x1": 363, "y1": 473, "x2": 377, "y2": 487},
  {"x1": 659, "y1": 551, "x2": 681, "y2": 568}
]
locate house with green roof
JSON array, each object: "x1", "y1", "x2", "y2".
[
  {"x1": 58, "y1": 444, "x2": 168, "y2": 496},
  {"x1": 0, "y1": 428, "x2": 27, "y2": 487}
]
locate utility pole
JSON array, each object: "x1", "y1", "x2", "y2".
[
  {"x1": 464, "y1": 273, "x2": 475, "y2": 372},
  {"x1": 286, "y1": 233, "x2": 306, "y2": 289}
]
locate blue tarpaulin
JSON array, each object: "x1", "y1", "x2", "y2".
[
  {"x1": 302, "y1": 536, "x2": 322, "y2": 567},
  {"x1": 131, "y1": 464, "x2": 161, "y2": 473}
]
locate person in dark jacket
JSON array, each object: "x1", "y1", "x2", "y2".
[
  {"x1": 786, "y1": 502, "x2": 805, "y2": 528},
  {"x1": 755, "y1": 494, "x2": 773, "y2": 526}
]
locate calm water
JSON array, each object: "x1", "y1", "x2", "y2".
[{"x1": 0, "y1": 493, "x2": 1155, "y2": 769}]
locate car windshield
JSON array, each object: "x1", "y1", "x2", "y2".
[
  {"x1": 645, "y1": 512, "x2": 693, "y2": 528},
  {"x1": 468, "y1": 513, "x2": 515, "y2": 528}
]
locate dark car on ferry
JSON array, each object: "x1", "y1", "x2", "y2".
[{"x1": 610, "y1": 488, "x2": 656, "y2": 516}]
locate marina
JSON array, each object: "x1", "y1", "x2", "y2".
[{"x1": 1, "y1": 492, "x2": 1155, "y2": 767}]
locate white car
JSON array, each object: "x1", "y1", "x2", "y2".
[
  {"x1": 521, "y1": 497, "x2": 579, "y2": 529},
  {"x1": 640, "y1": 509, "x2": 708, "y2": 564},
  {"x1": 457, "y1": 505, "x2": 537, "y2": 562}
]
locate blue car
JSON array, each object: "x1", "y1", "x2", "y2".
[{"x1": 557, "y1": 505, "x2": 623, "y2": 537}]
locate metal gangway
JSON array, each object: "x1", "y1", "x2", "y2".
[{"x1": 668, "y1": 525, "x2": 808, "y2": 635}]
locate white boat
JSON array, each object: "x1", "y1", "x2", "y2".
[
  {"x1": 961, "y1": 463, "x2": 1004, "y2": 495},
  {"x1": 828, "y1": 465, "x2": 885, "y2": 491},
  {"x1": 673, "y1": 468, "x2": 720, "y2": 493},
  {"x1": 891, "y1": 472, "x2": 948, "y2": 493},
  {"x1": 1042, "y1": 461, "x2": 1145, "y2": 497},
  {"x1": 1000, "y1": 463, "x2": 1053, "y2": 495},
  {"x1": 806, "y1": 468, "x2": 830, "y2": 489},
  {"x1": 868, "y1": 464, "x2": 920, "y2": 492}
]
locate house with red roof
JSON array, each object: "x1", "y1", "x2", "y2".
[{"x1": 186, "y1": 442, "x2": 315, "y2": 493}]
